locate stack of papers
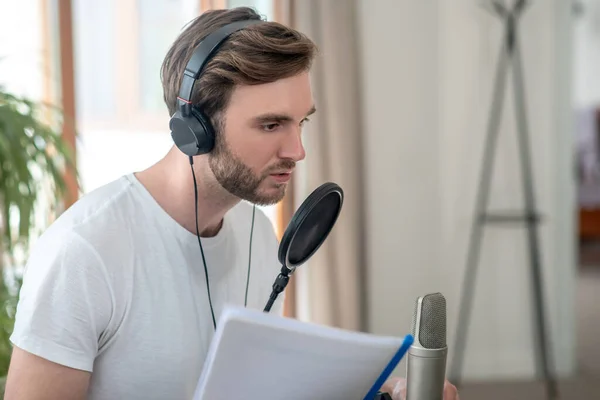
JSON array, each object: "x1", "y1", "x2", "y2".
[{"x1": 193, "y1": 305, "x2": 412, "y2": 400}]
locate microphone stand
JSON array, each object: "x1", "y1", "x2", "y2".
[{"x1": 449, "y1": 1, "x2": 559, "y2": 399}]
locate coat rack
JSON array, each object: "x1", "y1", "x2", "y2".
[{"x1": 448, "y1": 1, "x2": 559, "y2": 399}]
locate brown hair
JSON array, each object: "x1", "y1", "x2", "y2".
[{"x1": 160, "y1": 7, "x2": 317, "y2": 131}]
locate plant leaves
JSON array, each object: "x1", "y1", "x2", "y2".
[
  {"x1": 0, "y1": 87, "x2": 76, "y2": 250},
  {"x1": 0, "y1": 84, "x2": 77, "y2": 377}
]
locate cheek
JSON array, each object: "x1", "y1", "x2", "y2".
[
  {"x1": 236, "y1": 133, "x2": 280, "y2": 167},
  {"x1": 246, "y1": 146, "x2": 278, "y2": 171},
  {"x1": 227, "y1": 141, "x2": 271, "y2": 174}
]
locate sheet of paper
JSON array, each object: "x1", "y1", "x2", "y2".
[{"x1": 193, "y1": 305, "x2": 409, "y2": 400}]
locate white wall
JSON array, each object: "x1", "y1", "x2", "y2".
[
  {"x1": 573, "y1": 0, "x2": 600, "y2": 209},
  {"x1": 357, "y1": 0, "x2": 575, "y2": 381},
  {"x1": 573, "y1": 0, "x2": 600, "y2": 108}
]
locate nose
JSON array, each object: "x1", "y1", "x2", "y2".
[{"x1": 279, "y1": 130, "x2": 306, "y2": 163}]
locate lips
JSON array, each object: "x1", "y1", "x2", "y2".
[{"x1": 269, "y1": 171, "x2": 292, "y2": 183}]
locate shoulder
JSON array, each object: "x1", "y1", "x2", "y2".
[
  {"x1": 19, "y1": 175, "x2": 138, "y2": 289},
  {"x1": 36, "y1": 174, "x2": 144, "y2": 252},
  {"x1": 38, "y1": 175, "x2": 136, "y2": 242},
  {"x1": 52, "y1": 174, "x2": 138, "y2": 232},
  {"x1": 20, "y1": 174, "x2": 144, "y2": 293}
]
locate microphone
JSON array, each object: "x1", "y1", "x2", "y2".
[{"x1": 406, "y1": 292, "x2": 447, "y2": 400}]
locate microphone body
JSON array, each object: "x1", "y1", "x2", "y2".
[
  {"x1": 406, "y1": 344, "x2": 447, "y2": 399},
  {"x1": 406, "y1": 293, "x2": 447, "y2": 400}
]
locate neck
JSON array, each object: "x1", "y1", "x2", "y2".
[{"x1": 136, "y1": 146, "x2": 240, "y2": 237}]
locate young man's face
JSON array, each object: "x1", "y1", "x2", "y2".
[{"x1": 209, "y1": 71, "x2": 314, "y2": 205}]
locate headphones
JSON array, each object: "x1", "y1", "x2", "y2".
[
  {"x1": 170, "y1": 18, "x2": 263, "y2": 157},
  {"x1": 170, "y1": 18, "x2": 264, "y2": 330}
]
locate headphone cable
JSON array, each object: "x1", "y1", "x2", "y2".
[
  {"x1": 189, "y1": 156, "x2": 217, "y2": 330},
  {"x1": 244, "y1": 204, "x2": 255, "y2": 307}
]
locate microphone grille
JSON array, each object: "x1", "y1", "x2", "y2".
[{"x1": 412, "y1": 292, "x2": 446, "y2": 349}]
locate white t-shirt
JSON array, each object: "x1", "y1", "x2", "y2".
[{"x1": 10, "y1": 173, "x2": 284, "y2": 399}]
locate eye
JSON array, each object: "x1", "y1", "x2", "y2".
[
  {"x1": 300, "y1": 118, "x2": 310, "y2": 127},
  {"x1": 262, "y1": 123, "x2": 280, "y2": 132}
]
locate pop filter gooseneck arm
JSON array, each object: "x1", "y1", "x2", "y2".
[{"x1": 263, "y1": 182, "x2": 344, "y2": 312}]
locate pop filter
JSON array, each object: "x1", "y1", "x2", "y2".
[{"x1": 264, "y1": 182, "x2": 344, "y2": 312}]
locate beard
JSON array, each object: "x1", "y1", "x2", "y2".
[{"x1": 208, "y1": 136, "x2": 295, "y2": 206}]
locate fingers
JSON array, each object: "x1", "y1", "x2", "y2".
[
  {"x1": 444, "y1": 379, "x2": 460, "y2": 400},
  {"x1": 391, "y1": 377, "x2": 407, "y2": 400},
  {"x1": 379, "y1": 377, "x2": 401, "y2": 394},
  {"x1": 380, "y1": 377, "x2": 407, "y2": 400},
  {"x1": 382, "y1": 377, "x2": 459, "y2": 400}
]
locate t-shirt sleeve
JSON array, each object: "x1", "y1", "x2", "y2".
[{"x1": 10, "y1": 230, "x2": 113, "y2": 372}]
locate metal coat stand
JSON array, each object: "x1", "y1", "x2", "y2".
[{"x1": 449, "y1": 1, "x2": 559, "y2": 399}]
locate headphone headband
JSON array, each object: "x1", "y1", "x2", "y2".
[{"x1": 177, "y1": 18, "x2": 263, "y2": 109}]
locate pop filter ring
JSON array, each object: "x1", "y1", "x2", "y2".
[{"x1": 278, "y1": 182, "x2": 344, "y2": 271}]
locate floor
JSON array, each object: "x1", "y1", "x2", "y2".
[{"x1": 458, "y1": 244, "x2": 600, "y2": 400}]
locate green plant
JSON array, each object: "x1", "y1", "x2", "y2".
[{"x1": 0, "y1": 84, "x2": 76, "y2": 378}]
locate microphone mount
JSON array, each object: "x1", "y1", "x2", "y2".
[{"x1": 264, "y1": 265, "x2": 292, "y2": 312}]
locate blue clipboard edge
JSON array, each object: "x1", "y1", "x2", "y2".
[{"x1": 362, "y1": 334, "x2": 415, "y2": 400}]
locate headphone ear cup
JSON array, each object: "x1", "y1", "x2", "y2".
[
  {"x1": 170, "y1": 111, "x2": 203, "y2": 157},
  {"x1": 170, "y1": 109, "x2": 215, "y2": 156},
  {"x1": 191, "y1": 107, "x2": 215, "y2": 154}
]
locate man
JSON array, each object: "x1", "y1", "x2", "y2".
[{"x1": 5, "y1": 7, "x2": 458, "y2": 400}]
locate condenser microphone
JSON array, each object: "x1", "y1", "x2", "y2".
[{"x1": 406, "y1": 292, "x2": 447, "y2": 400}]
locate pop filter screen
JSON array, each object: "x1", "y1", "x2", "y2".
[
  {"x1": 278, "y1": 182, "x2": 344, "y2": 270},
  {"x1": 288, "y1": 191, "x2": 341, "y2": 265}
]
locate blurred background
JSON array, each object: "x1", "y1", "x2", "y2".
[{"x1": 0, "y1": 0, "x2": 599, "y2": 398}]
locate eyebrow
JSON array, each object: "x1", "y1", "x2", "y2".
[{"x1": 253, "y1": 105, "x2": 316, "y2": 124}]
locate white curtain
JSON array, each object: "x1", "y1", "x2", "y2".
[{"x1": 289, "y1": 0, "x2": 366, "y2": 332}]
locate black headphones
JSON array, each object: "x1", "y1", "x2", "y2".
[
  {"x1": 170, "y1": 18, "x2": 264, "y2": 330},
  {"x1": 169, "y1": 18, "x2": 263, "y2": 157}
]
